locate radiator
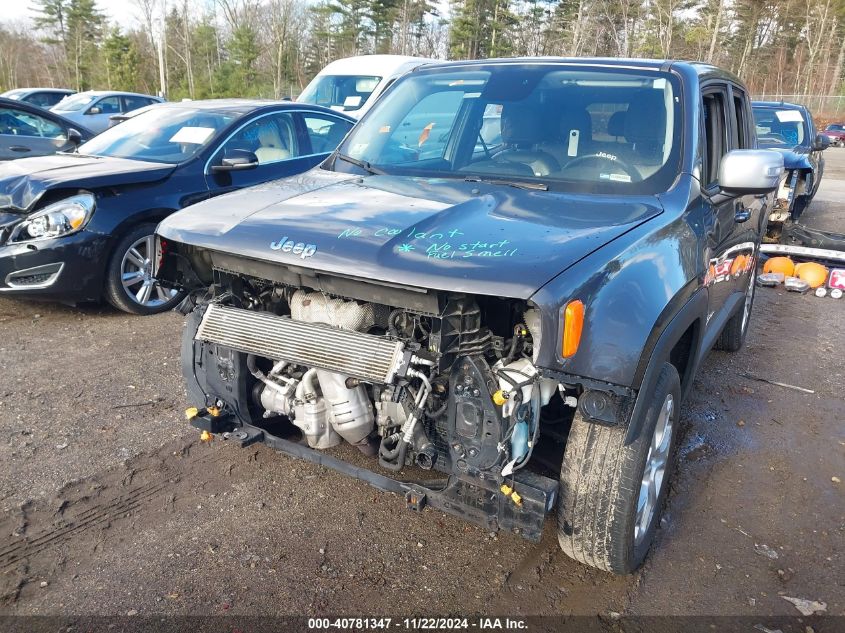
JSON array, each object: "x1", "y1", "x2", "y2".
[{"x1": 195, "y1": 303, "x2": 408, "y2": 384}]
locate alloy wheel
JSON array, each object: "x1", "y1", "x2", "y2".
[
  {"x1": 634, "y1": 393, "x2": 674, "y2": 545},
  {"x1": 120, "y1": 235, "x2": 177, "y2": 308}
]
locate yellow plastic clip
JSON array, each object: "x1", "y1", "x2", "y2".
[
  {"x1": 492, "y1": 390, "x2": 508, "y2": 406},
  {"x1": 185, "y1": 407, "x2": 199, "y2": 420},
  {"x1": 200, "y1": 430, "x2": 213, "y2": 442},
  {"x1": 500, "y1": 484, "x2": 523, "y2": 507},
  {"x1": 207, "y1": 405, "x2": 221, "y2": 417}
]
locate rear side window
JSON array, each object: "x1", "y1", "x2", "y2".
[
  {"x1": 124, "y1": 96, "x2": 155, "y2": 112},
  {"x1": 301, "y1": 113, "x2": 353, "y2": 154},
  {"x1": 701, "y1": 89, "x2": 729, "y2": 186},
  {"x1": 732, "y1": 89, "x2": 750, "y2": 149},
  {"x1": 24, "y1": 92, "x2": 66, "y2": 108}
]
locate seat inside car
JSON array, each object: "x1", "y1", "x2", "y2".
[
  {"x1": 619, "y1": 90, "x2": 667, "y2": 176},
  {"x1": 254, "y1": 121, "x2": 291, "y2": 163},
  {"x1": 466, "y1": 103, "x2": 559, "y2": 177},
  {"x1": 538, "y1": 106, "x2": 594, "y2": 167}
]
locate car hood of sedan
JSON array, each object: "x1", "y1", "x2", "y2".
[
  {"x1": 158, "y1": 169, "x2": 665, "y2": 299},
  {"x1": 0, "y1": 154, "x2": 176, "y2": 212}
]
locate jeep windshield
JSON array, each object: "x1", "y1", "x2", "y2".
[
  {"x1": 331, "y1": 63, "x2": 682, "y2": 194},
  {"x1": 753, "y1": 106, "x2": 809, "y2": 148}
]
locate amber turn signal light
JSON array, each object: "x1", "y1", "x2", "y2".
[{"x1": 562, "y1": 300, "x2": 585, "y2": 358}]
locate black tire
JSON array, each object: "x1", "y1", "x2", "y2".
[
  {"x1": 714, "y1": 268, "x2": 756, "y2": 352},
  {"x1": 557, "y1": 363, "x2": 681, "y2": 574},
  {"x1": 104, "y1": 223, "x2": 185, "y2": 315}
]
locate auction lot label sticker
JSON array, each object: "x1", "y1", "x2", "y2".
[{"x1": 1, "y1": 616, "x2": 842, "y2": 632}]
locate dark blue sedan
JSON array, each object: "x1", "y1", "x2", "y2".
[{"x1": 0, "y1": 99, "x2": 354, "y2": 314}]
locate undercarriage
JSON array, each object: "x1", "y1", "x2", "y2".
[{"x1": 181, "y1": 266, "x2": 571, "y2": 539}]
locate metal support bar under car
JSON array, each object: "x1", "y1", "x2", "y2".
[{"x1": 188, "y1": 412, "x2": 558, "y2": 542}]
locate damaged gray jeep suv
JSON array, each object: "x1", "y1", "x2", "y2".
[{"x1": 156, "y1": 59, "x2": 782, "y2": 574}]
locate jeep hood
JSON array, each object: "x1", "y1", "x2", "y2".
[
  {"x1": 0, "y1": 154, "x2": 176, "y2": 212},
  {"x1": 158, "y1": 170, "x2": 664, "y2": 299}
]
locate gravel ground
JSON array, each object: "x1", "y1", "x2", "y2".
[{"x1": 0, "y1": 153, "x2": 843, "y2": 620}]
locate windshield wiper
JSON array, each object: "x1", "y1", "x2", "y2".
[
  {"x1": 335, "y1": 153, "x2": 385, "y2": 176},
  {"x1": 464, "y1": 176, "x2": 548, "y2": 191}
]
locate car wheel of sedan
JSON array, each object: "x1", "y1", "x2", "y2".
[
  {"x1": 557, "y1": 362, "x2": 680, "y2": 574},
  {"x1": 105, "y1": 224, "x2": 185, "y2": 315}
]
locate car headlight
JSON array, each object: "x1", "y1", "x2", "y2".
[{"x1": 10, "y1": 193, "x2": 95, "y2": 243}]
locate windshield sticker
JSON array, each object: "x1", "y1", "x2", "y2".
[
  {"x1": 418, "y1": 123, "x2": 435, "y2": 146},
  {"x1": 169, "y1": 126, "x2": 216, "y2": 144},
  {"x1": 775, "y1": 110, "x2": 803, "y2": 123},
  {"x1": 343, "y1": 95, "x2": 362, "y2": 107},
  {"x1": 600, "y1": 173, "x2": 632, "y2": 183}
]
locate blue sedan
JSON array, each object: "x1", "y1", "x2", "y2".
[{"x1": 0, "y1": 99, "x2": 355, "y2": 314}]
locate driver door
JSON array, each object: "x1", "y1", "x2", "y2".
[
  {"x1": 700, "y1": 84, "x2": 756, "y2": 331},
  {"x1": 204, "y1": 111, "x2": 323, "y2": 195}
]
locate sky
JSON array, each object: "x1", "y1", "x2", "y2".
[{"x1": 4, "y1": 0, "x2": 141, "y2": 29}]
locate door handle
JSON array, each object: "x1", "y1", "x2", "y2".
[
  {"x1": 9, "y1": 145, "x2": 31, "y2": 153},
  {"x1": 735, "y1": 206, "x2": 751, "y2": 223}
]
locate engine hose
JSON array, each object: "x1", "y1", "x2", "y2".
[
  {"x1": 378, "y1": 368, "x2": 431, "y2": 471},
  {"x1": 387, "y1": 309, "x2": 404, "y2": 337},
  {"x1": 379, "y1": 431, "x2": 403, "y2": 460},
  {"x1": 412, "y1": 423, "x2": 437, "y2": 470},
  {"x1": 428, "y1": 399, "x2": 448, "y2": 418},
  {"x1": 378, "y1": 438, "x2": 409, "y2": 472},
  {"x1": 246, "y1": 354, "x2": 289, "y2": 396},
  {"x1": 504, "y1": 323, "x2": 526, "y2": 364}
]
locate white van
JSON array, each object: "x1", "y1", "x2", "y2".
[{"x1": 298, "y1": 55, "x2": 434, "y2": 118}]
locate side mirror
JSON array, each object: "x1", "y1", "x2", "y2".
[
  {"x1": 814, "y1": 133, "x2": 830, "y2": 151},
  {"x1": 87, "y1": 106, "x2": 101, "y2": 115},
  {"x1": 717, "y1": 149, "x2": 783, "y2": 198},
  {"x1": 67, "y1": 128, "x2": 83, "y2": 145},
  {"x1": 211, "y1": 149, "x2": 259, "y2": 172}
]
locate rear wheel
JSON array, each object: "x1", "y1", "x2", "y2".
[
  {"x1": 557, "y1": 363, "x2": 680, "y2": 574},
  {"x1": 715, "y1": 268, "x2": 756, "y2": 352},
  {"x1": 104, "y1": 224, "x2": 185, "y2": 315}
]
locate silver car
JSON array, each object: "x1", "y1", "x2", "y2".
[{"x1": 50, "y1": 91, "x2": 164, "y2": 133}]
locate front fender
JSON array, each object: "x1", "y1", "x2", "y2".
[
  {"x1": 774, "y1": 148, "x2": 813, "y2": 172},
  {"x1": 530, "y1": 211, "x2": 701, "y2": 390}
]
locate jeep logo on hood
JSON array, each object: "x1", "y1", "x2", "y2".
[{"x1": 269, "y1": 236, "x2": 317, "y2": 259}]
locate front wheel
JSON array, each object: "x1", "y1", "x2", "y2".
[
  {"x1": 104, "y1": 224, "x2": 185, "y2": 315},
  {"x1": 557, "y1": 363, "x2": 681, "y2": 574}
]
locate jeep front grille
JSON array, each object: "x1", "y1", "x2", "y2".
[{"x1": 195, "y1": 303, "x2": 407, "y2": 384}]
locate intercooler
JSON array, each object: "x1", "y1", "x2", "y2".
[{"x1": 195, "y1": 304, "x2": 408, "y2": 384}]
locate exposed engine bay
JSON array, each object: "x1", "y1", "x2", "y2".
[{"x1": 181, "y1": 268, "x2": 570, "y2": 537}]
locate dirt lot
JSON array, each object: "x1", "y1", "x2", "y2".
[{"x1": 1, "y1": 153, "x2": 843, "y2": 622}]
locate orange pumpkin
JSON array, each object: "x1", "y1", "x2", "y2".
[
  {"x1": 763, "y1": 256, "x2": 795, "y2": 277},
  {"x1": 794, "y1": 262, "x2": 829, "y2": 288}
]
